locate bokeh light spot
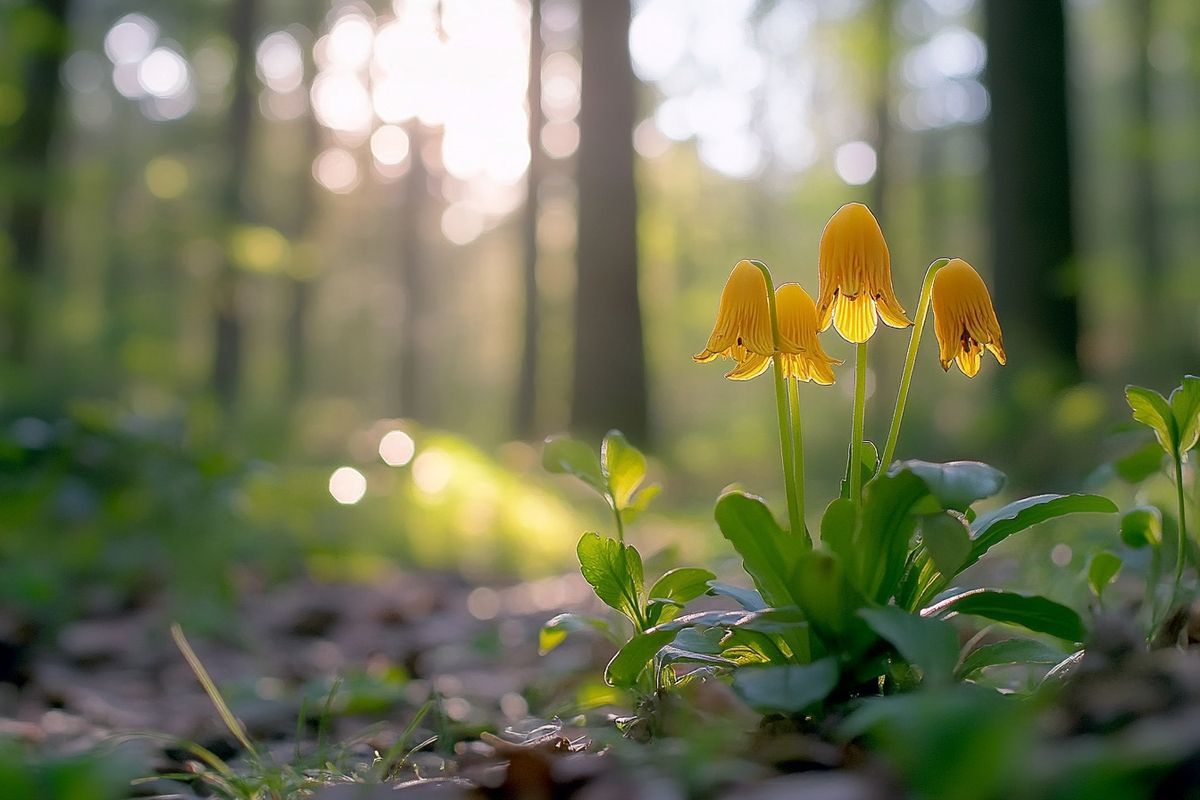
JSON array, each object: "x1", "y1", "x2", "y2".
[
  {"x1": 834, "y1": 141, "x2": 878, "y2": 186},
  {"x1": 329, "y1": 466, "x2": 367, "y2": 505},
  {"x1": 379, "y1": 430, "x2": 416, "y2": 466}
]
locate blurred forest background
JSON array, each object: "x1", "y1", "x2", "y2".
[{"x1": 2, "y1": 0, "x2": 1199, "y2": 626}]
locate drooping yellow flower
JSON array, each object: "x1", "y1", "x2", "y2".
[
  {"x1": 931, "y1": 258, "x2": 1006, "y2": 377},
  {"x1": 694, "y1": 260, "x2": 800, "y2": 378},
  {"x1": 727, "y1": 284, "x2": 842, "y2": 384},
  {"x1": 815, "y1": 202, "x2": 912, "y2": 343}
]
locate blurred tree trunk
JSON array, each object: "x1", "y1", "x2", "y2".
[
  {"x1": 1131, "y1": 0, "x2": 1162, "y2": 315},
  {"x1": 3, "y1": 0, "x2": 71, "y2": 362},
  {"x1": 870, "y1": 0, "x2": 893, "y2": 225},
  {"x1": 398, "y1": 122, "x2": 430, "y2": 420},
  {"x1": 514, "y1": 0, "x2": 543, "y2": 439},
  {"x1": 212, "y1": 0, "x2": 259, "y2": 409},
  {"x1": 984, "y1": 0, "x2": 1079, "y2": 380},
  {"x1": 285, "y1": 10, "x2": 323, "y2": 402},
  {"x1": 571, "y1": 0, "x2": 648, "y2": 443}
]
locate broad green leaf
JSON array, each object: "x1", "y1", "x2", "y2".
[
  {"x1": 1126, "y1": 385, "x2": 1177, "y2": 454},
  {"x1": 714, "y1": 492, "x2": 805, "y2": 608},
  {"x1": 646, "y1": 567, "x2": 717, "y2": 626},
  {"x1": 1120, "y1": 506, "x2": 1162, "y2": 548},
  {"x1": 1114, "y1": 441, "x2": 1164, "y2": 484},
  {"x1": 923, "y1": 589, "x2": 1086, "y2": 643},
  {"x1": 968, "y1": 494, "x2": 1118, "y2": 566},
  {"x1": 543, "y1": 436, "x2": 606, "y2": 493},
  {"x1": 604, "y1": 629, "x2": 677, "y2": 688},
  {"x1": 856, "y1": 468, "x2": 932, "y2": 602},
  {"x1": 956, "y1": 639, "x2": 1066, "y2": 679},
  {"x1": 859, "y1": 606, "x2": 959, "y2": 685},
  {"x1": 920, "y1": 512, "x2": 972, "y2": 578},
  {"x1": 1170, "y1": 376, "x2": 1200, "y2": 454},
  {"x1": 576, "y1": 532, "x2": 644, "y2": 627},
  {"x1": 791, "y1": 551, "x2": 870, "y2": 651},
  {"x1": 841, "y1": 440, "x2": 880, "y2": 500},
  {"x1": 895, "y1": 460, "x2": 1006, "y2": 512},
  {"x1": 706, "y1": 581, "x2": 766, "y2": 611},
  {"x1": 539, "y1": 613, "x2": 615, "y2": 655},
  {"x1": 1086, "y1": 551, "x2": 1122, "y2": 599},
  {"x1": 620, "y1": 483, "x2": 662, "y2": 525},
  {"x1": 820, "y1": 497, "x2": 857, "y2": 574},
  {"x1": 601, "y1": 430, "x2": 646, "y2": 509},
  {"x1": 732, "y1": 658, "x2": 840, "y2": 714}
]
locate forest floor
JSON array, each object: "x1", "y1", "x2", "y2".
[{"x1": 5, "y1": 570, "x2": 1200, "y2": 799}]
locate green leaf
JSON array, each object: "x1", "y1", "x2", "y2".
[
  {"x1": 820, "y1": 497, "x2": 857, "y2": 574},
  {"x1": 790, "y1": 551, "x2": 870, "y2": 651},
  {"x1": 856, "y1": 468, "x2": 932, "y2": 602},
  {"x1": 543, "y1": 436, "x2": 606, "y2": 494},
  {"x1": 920, "y1": 512, "x2": 972, "y2": 578},
  {"x1": 604, "y1": 629, "x2": 677, "y2": 688},
  {"x1": 732, "y1": 658, "x2": 840, "y2": 714},
  {"x1": 859, "y1": 606, "x2": 959, "y2": 685},
  {"x1": 923, "y1": 589, "x2": 1086, "y2": 643},
  {"x1": 706, "y1": 581, "x2": 766, "y2": 611},
  {"x1": 539, "y1": 613, "x2": 614, "y2": 655},
  {"x1": 645, "y1": 567, "x2": 717, "y2": 626},
  {"x1": 841, "y1": 440, "x2": 880, "y2": 500},
  {"x1": 1114, "y1": 441, "x2": 1164, "y2": 483},
  {"x1": 1126, "y1": 385, "x2": 1177, "y2": 454},
  {"x1": 601, "y1": 430, "x2": 646, "y2": 509},
  {"x1": 968, "y1": 493, "x2": 1118, "y2": 567},
  {"x1": 714, "y1": 492, "x2": 805, "y2": 608},
  {"x1": 1170, "y1": 376, "x2": 1200, "y2": 454},
  {"x1": 1087, "y1": 551, "x2": 1122, "y2": 599},
  {"x1": 649, "y1": 567, "x2": 716, "y2": 605},
  {"x1": 620, "y1": 483, "x2": 662, "y2": 525},
  {"x1": 1120, "y1": 506, "x2": 1163, "y2": 549},
  {"x1": 576, "y1": 532, "x2": 644, "y2": 627},
  {"x1": 895, "y1": 460, "x2": 1006, "y2": 512},
  {"x1": 956, "y1": 639, "x2": 1066, "y2": 680}
]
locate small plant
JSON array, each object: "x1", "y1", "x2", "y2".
[
  {"x1": 544, "y1": 203, "x2": 1119, "y2": 725},
  {"x1": 540, "y1": 431, "x2": 716, "y2": 705},
  {"x1": 1101, "y1": 375, "x2": 1199, "y2": 640}
]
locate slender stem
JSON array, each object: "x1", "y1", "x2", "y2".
[
  {"x1": 788, "y1": 377, "x2": 808, "y2": 543},
  {"x1": 850, "y1": 341, "x2": 868, "y2": 507},
  {"x1": 1173, "y1": 451, "x2": 1188, "y2": 611},
  {"x1": 881, "y1": 258, "x2": 949, "y2": 467},
  {"x1": 772, "y1": 354, "x2": 802, "y2": 537},
  {"x1": 751, "y1": 260, "x2": 803, "y2": 537},
  {"x1": 612, "y1": 500, "x2": 625, "y2": 545}
]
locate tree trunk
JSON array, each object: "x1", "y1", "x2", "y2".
[
  {"x1": 3, "y1": 0, "x2": 70, "y2": 361},
  {"x1": 1131, "y1": 0, "x2": 1161, "y2": 318},
  {"x1": 398, "y1": 122, "x2": 430, "y2": 420},
  {"x1": 571, "y1": 0, "x2": 648, "y2": 444},
  {"x1": 983, "y1": 0, "x2": 1079, "y2": 380},
  {"x1": 286, "y1": 9, "x2": 324, "y2": 402},
  {"x1": 870, "y1": 0, "x2": 893, "y2": 226},
  {"x1": 514, "y1": 0, "x2": 543, "y2": 439},
  {"x1": 212, "y1": 0, "x2": 259, "y2": 409}
]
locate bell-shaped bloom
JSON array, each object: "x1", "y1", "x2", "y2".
[
  {"x1": 815, "y1": 203, "x2": 912, "y2": 343},
  {"x1": 931, "y1": 258, "x2": 1006, "y2": 377},
  {"x1": 694, "y1": 260, "x2": 801, "y2": 377},
  {"x1": 726, "y1": 284, "x2": 842, "y2": 383}
]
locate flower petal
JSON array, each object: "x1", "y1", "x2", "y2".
[{"x1": 832, "y1": 293, "x2": 878, "y2": 343}]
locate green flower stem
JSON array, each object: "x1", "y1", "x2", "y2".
[
  {"x1": 751, "y1": 260, "x2": 803, "y2": 538},
  {"x1": 788, "y1": 377, "x2": 809, "y2": 543},
  {"x1": 850, "y1": 341, "x2": 868, "y2": 507},
  {"x1": 611, "y1": 500, "x2": 626, "y2": 545},
  {"x1": 1173, "y1": 451, "x2": 1188, "y2": 610},
  {"x1": 880, "y1": 258, "x2": 949, "y2": 468}
]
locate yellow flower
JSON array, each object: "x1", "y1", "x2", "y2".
[
  {"x1": 727, "y1": 284, "x2": 842, "y2": 384},
  {"x1": 694, "y1": 260, "x2": 800, "y2": 377},
  {"x1": 931, "y1": 258, "x2": 1006, "y2": 377},
  {"x1": 815, "y1": 202, "x2": 912, "y2": 343}
]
